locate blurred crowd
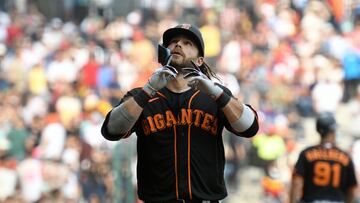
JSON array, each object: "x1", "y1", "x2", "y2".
[{"x1": 0, "y1": 0, "x2": 360, "y2": 202}]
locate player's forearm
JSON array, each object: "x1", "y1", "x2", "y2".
[
  {"x1": 345, "y1": 187, "x2": 356, "y2": 203},
  {"x1": 289, "y1": 176, "x2": 303, "y2": 203},
  {"x1": 222, "y1": 98, "x2": 256, "y2": 133},
  {"x1": 289, "y1": 186, "x2": 301, "y2": 203},
  {"x1": 289, "y1": 194, "x2": 299, "y2": 203},
  {"x1": 107, "y1": 97, "x2": 143, "y2": 134}
]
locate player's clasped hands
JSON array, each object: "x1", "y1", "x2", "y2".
[
  {"x1": 144, "y1": 61, "x2": 224, "y2": 100},
  {"x1": 183, "y1": 61, "x2": 223, "y2": 99},
  {"x1": 143, "y1": 65, "x2": 178, "y2": 96}
]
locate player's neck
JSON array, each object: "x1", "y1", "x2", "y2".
[
  {"x1": 167, "y1": 74, "x2": 191, "y2": 93},
  {"x1": 320, "y1": 133, "x2": 336, "y2": 145}
]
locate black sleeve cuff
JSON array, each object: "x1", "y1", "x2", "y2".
[
  {"x1": 101, "y1": 110, "x2": 122, "y2": 141},
  {"x1": 133, "y1": 89, "x2": 152, "y2": 108},
  {"x1": 215, "y1": 92, "x2": 231, "y2": 108}
]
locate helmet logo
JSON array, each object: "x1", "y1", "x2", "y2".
[{"x1": 180, "y1": 24, "x2": 192, "y2": 30}]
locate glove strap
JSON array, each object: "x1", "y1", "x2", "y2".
[
  {"x1": 133, "y1": 90, "x2": 152, "y2": 108},
  {"x1": 143, "y1": 82, "x2": 158, "y2": 97},
  {"x1": 216, "y1": 92, "x2": 231, "y2": 108}
]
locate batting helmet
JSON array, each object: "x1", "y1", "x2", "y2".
[
  {"x1": 316, "y1": 112, "x2": 337, "y2": 136},
  {"x1": 162, "y1": 24, "x2": 205, "y2": 57}
]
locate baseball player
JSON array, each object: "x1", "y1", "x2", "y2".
[
  {"x1": 101, "y1": 24, "x2": 259, "y2": 203},
  {"x1": 289, "y1": 112, "x2": 358, "y2": 203}
]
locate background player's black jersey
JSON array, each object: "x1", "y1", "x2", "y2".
[
  {"x1": 293, "y1": 142, "x2": 357, "y2": 202},
  {"x1": 102, "y1": 85, "x2": 258, "y2": 201}
]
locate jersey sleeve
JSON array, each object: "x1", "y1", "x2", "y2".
[
  {"x1": 217, "y1": 84, "x2": 259, "y2": 138},
  {"x1": 293, "y1": 149, "x2": 307, "y2": 177},
  {"x1": 346, "y1": 158, "x2": 358, "y2": 189},
  {"x1": 101, "y1": 88, "x2": 142, "y2": 141}
]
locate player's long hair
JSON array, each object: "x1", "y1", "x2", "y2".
[{"x1": 200, "y1": 61, "x2": 221, "y2": 82}]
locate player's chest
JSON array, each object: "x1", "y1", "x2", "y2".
[
  {"x1": 139, "y1": 91, "x2": 221, "y2": 136},
  {"x1": 143, "y1": 90, "x2": 218, "y2": 117}
]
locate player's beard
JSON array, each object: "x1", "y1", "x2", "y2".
[{"x1": 170, "y1": 57, "x2": 196, "y2": 73}]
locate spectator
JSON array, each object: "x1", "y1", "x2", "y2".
[
  {"x1": 7, "y1": 115, "x2": 29, "y2": 161},
  {"x1": 342, "y1": 48, "x2": 360, "y2": 102},
  {"x1": 38, "y1": 113, "x2": 66, "y2": 160},
  {"x1": 0, "y1": 137, "x2": 17, "y2": 201},
  {"x1": 79, "y1": 52, "x2": 100, "y2": 89},
  {"x1": 249, "y1": 124, "x2": 286, "y2": 175}
]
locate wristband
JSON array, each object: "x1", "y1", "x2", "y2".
[
  {"x1": 143, "y1": 82, "x2": 158, "y2": 97},
  {"x1": 215, "y1": 92, "x2": 231, "y2": 108},
  {"x1": 230, "y1": 104, "x2": 255, "y2": 132},
  {"x1": 133, "y1": 90, "x2": 151, "y2": 108}
]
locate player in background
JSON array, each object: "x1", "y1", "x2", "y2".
[
  {"x1": 289, "y1": 112, "x2": 358, "y2": 203},
  {"x1": 101, "y1": 24, "x2": 259, "y2": 203}
]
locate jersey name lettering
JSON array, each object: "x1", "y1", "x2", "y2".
[
  {"x1": 305, "y1": 148, "x2": 349, "y2": 166},
  {"x1": 141, "y1": 108, "x2": 218, "y2": 135}
]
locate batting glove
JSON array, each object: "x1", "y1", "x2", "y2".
[
  {"x1": 143, "y1": 65, "x2": 178, "y2": 97},
  {"x1": 183, "y1": 61, "x2": 223, "y2": 100}
]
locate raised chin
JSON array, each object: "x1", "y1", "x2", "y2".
[{"x1": 170, "y1": 57, "x2": 187, "y2": 68}]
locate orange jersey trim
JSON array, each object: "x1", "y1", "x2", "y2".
[
  {"x1": 186, "y1": 90, "x2": 199, "y2": 199},
  {"x1": 173, "y1": 125, "x2": 179, "y2": 199}
]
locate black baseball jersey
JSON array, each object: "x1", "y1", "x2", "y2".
[
  {"x1": 101, "y1": 85, "x2": 258, "y2": 201},
  {"x1": 293, "y1": 142, "x2": 358, "y2": 202}
]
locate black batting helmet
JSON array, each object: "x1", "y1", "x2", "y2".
[
  {"x1": 162, "y1": 24, "x2": 205, "y2": 57},
  {"x1": 316, "y1": 112, "x2": 337, "y2": 136}
]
